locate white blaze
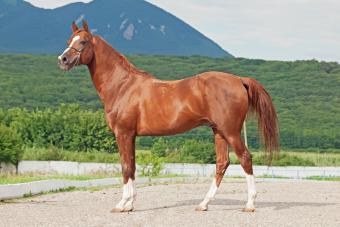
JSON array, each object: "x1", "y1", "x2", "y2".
[
  {"x1": 69, "y1": 35, "x2": 80, "y2": 47},
  {"x1": 58, "y1": 35, "x2": 80, "y2": 60}
]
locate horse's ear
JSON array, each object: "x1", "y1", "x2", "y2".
[
  {"x1": 82, "y1": 20, "x2": 90, "y2": 33},
  {"x1": 71, "y1": 21, "x2": 78, "y2": 32}
]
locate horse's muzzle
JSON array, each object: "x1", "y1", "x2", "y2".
[{"x1": 58, "y1": 54, "x2": 75, "y2": 71}]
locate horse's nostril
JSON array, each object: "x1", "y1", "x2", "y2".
[{"x1": 62, "y1": 56, "x2": 68, "y2": 64}]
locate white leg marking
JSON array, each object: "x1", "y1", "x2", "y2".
[
  {"x1": 114, "y1": 178, "x2": 136, "y2": 212},
  {"x1": 196, "y1": 178, "x2": 218, "y2": 211},
  {"x1": 245, "y1": 174, "x2": 256, "y2": 210}
]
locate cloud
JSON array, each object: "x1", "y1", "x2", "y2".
[
  {"x1": 25, "y1": 0, "x2": 92, "y2": 9},
  {"x1": 147, "y1": 0, "x2": 340, "y2": 62}
]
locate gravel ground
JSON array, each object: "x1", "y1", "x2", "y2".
[{"x1": 1, "y1": 180, "x2": 340, "y2": 227}]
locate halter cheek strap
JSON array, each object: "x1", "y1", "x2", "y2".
[
  {"x1": 68, "y1": 42, "x2": 88, "y2": 67},
  {"x1": 69, "y1": 41, "x2": 88, "y2": 53}
]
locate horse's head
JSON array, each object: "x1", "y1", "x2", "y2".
[{"x1": 58, "y1": 20, "x2": 94, "y2": 71}]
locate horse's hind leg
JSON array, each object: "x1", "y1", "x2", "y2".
[
  {"x1": 196, "y1": 131, "x2": 230, "y2": 211},
  {"x1": 227, "y1": 134, "x2": 256, "y2": 212}
]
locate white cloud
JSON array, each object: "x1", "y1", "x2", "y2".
[
  {"x1": 25, "y1": 0, "x2": 92, "y2": 9},
  {"x1": 25, "y1": 0, "x2": 340, "y2": 62},
  {"x1": 147, "y1": 0, "x2": 340, "y2": 62}
]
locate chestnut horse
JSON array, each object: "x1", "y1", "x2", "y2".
[{"x1": 58, "y1": 21, "x2": 279, "y2": 212}]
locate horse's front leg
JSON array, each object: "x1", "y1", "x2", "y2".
[{"x1": 111, "y1": 131, "x2": 136, "y2": 212}]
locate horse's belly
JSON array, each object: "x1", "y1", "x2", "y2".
[
  {"x1": 137, "y1": 80, "x2": 208, "y2": 136},
  {"x1": 137, "y1": 113, "x2": 204, "y2": 136}
]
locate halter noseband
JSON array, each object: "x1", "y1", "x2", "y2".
[
  {"x1": 68, "y1": 40, "x2": 89, "y2": 67},
  {"x1": 69, "y1": 41, "x2": 89, "y2": 53}
]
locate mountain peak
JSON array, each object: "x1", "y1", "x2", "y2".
[{"x1": 0, "y1": 0, "x2": 232, "y2": 57}]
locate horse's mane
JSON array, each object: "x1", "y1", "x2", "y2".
[{"x1": 110, "y1": 48, "x2": 152, "y2": 77}]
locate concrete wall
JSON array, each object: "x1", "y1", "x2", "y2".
[
  {"x1": 17, "y1": 161, "x2": 121, "y2": 175},
  {"x1": 0, "y1": 178, "x2": 121, "y2": 200},
  {"x1": 163, "y1": 164, "x2": 340, "y2": 178},
  {"x1": 0, "y1": 162, "x2": 17, "y2": 174},
  {"x1": 2, "y1": 161, "x2": 340, "y2": 179}
]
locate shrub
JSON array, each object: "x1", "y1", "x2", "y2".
[
  {"x1": 180, "y1": 140, "x2": 215, "y2": 164},
  {"x1": 1, "y1": 104, "x2": 118, "y2": 153},
  {"x1": 22, "y1": 147, "x2": 119, "y2": 163},
  {"x1": 0, "y1": 124, "x2": 24, "y2": 165},
  {"x1": 252, "y1": 152, "x2": 315, "y2": 166},
  {"x1": 137, "y1": 152, "x2": 163, "y2": 177},
  {"x1": 151, "y1": 138, "x2": 168, "y2": 157}
]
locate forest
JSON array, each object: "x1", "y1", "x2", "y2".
[{"x1": 0, "y1": 53, "x2": 339, "y2": 151}]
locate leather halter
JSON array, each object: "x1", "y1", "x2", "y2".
[{"x1": 69, "y1": 41, "x2": 89, "y2": 53}]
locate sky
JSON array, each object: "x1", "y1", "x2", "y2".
[{"x1": 25, "y1": 0, "x2": 340, "y2": 62}]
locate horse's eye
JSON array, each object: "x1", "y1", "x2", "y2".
[{"x1": 80, "y1": 40, "x2": 87, "y2": 45}]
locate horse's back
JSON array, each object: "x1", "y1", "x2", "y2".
[
  {"x1": 149, "y1": 71, "x2": 245, "y2": 95},
  {"x1": 197, "y1": 71, "x2": 245, "y2": 90},
  {"x1": 136, "y1": 71, "x2": 248, "y2": 135}
]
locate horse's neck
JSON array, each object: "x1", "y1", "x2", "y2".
[{"x1": 87, "y1": 37, "x2": 135, "y2": 111}]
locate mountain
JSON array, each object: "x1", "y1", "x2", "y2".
[{"x1": 0, "y1": 0, "x2": 232, "y2": 57}]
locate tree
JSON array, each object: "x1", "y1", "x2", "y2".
[{"x1": 0, "y1": 124, "x2": 23, "y2": 165}]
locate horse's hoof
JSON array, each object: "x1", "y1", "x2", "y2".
[
  {"x1": 195, "y1": 205, "x2": 208, "y2": 211},
  {"x1": 123, "y1": 206, "x2": 134, "y2": 212},
  {"x1": 110, "y1": 207, "x2": 125, "y2": 213},
  {"x1": 110, "y1": 207, "x2": 123, "y2": 213},
  {"x1": 242, "y1": 207, "x2": 255, "y2": 212},
  {"x1": 110, "y1": 207, "x2": 134, "y2": 213}
]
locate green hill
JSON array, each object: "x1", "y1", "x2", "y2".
[{"x1": 0, "y1": 54, "x2": 339, "y2": 149}]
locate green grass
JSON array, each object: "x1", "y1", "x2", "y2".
[
  {"x1": 305, "y1": 176, "x2": 340, "y2": 181},
  {"x1": 247, "y1": 151, "x2": 340, "y2": 167},
  {"x1": 0, "y1": 173, "x2": 120, "y2": 185},
  {"x1": 0, "y1": 172, "x2": 188, "y2": 185},
  {"x1": 163, "y1": 150, "x2": 340, "y2": 167},
  {"x1": 236, "y1": 150, "x2": 340, "y2": 167},
  {"x1": 282, "y1": 151, "x2": 340, "y2": 166},
  {"x1": 19, "y1": 147, "x2": 340, "y2": 167},
  {"x1": 22, "y1": 147, "x2": 120, "y2": 163}
]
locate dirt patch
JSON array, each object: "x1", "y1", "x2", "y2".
[{"x1": 1, "y1": 180, "x2": 339, "y2": 226}]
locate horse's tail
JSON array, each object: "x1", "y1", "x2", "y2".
[{"x1": 241, "y1": 77, "x2": 279, "y2": 161}]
